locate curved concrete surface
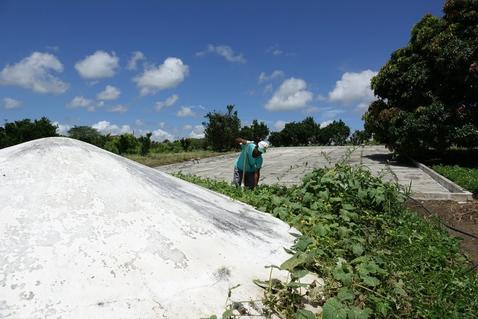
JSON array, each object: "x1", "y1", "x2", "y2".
[{"x1": 0, "y1": 137, "x2": 296, "y2": 318}]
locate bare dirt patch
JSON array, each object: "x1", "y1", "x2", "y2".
[{"x1": 407, "y1": 199, "x2": 478, "y2": 270}]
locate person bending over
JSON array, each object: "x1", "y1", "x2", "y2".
[{"x1": 233, "y1": 138, "x2": 268, "y2": 189}]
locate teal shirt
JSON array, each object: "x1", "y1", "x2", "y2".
[{"x1": 235, "y1": 143, "x2": 262, "y2": 172}]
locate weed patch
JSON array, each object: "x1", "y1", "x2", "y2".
[
  {"x1": 178, "y1": 163, "x2": 478, "y2": 318},
  {"x1": 432, "y1": 165, "x2": 478, "y2": 195}
]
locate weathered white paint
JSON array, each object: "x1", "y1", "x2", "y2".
[{"x1": 0, "y1": 137, "x2": 296, "y2": 318}]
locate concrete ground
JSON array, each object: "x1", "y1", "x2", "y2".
[{"x1": 158, "y1": 145, "x2": 470, "y2": 200}]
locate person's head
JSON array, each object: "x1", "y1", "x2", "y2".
[{"x1": 253, "y1": 140, "x2": 269, "y2": 157}]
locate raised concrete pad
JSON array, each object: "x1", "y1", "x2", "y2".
[
  {"x1": 0, "y1": 138, "x2": 296, "y2": 318},
  {"x1": 158, "y1": 146, "x2": 472, "y2": 202}
]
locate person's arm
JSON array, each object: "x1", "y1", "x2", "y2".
[
  {"x1": 254, "y1": 169, "x2": 260, "y2": 186},
  {"x1": 235, "y1": 138, "x2": 248, "y2": 145}
]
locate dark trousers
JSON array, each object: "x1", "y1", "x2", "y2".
[{"x1": 233, "y1": 167, "x2": 255, "y2": 189}]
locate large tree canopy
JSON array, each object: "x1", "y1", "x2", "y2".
[
  {"x1": 269, "y1": 117, "x2": 350, "y2": 147},
  {"x1": 203, "y1": 105, "x2": 241, "y2": 151},
  {"x1": 239, "y1": 120, "x2": 270, "y2": 142},
  {"x1": 0, "y1": 117, "x2": 58, "y2": 148},
  {"x1": 364, "y1": 0, "x2": 478, "y2": 154}
]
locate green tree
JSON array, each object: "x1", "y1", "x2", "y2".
[
  {"x1": 117, "y1": 133, "x2": 139, "y2": 155},
  {"x1": 0, "y1": 117, "x2": 58, "y2": 148},
  {"x1": 68, "y1": 126, "x2": 106, "y2": 147},
  {"x1": 364, "y1": 0, "x2": 478, "y2": 154},
  {"x1": 268, "y1": 117, "x2": 320, "y2": 146},
  {"x1": 138, "y1": 132, "x2": 153, "y2": 156},
  {"x1": 349, "y1": 129, "x2": 372, "y2": 145},
  {"x1": 203, "y1": 104, "x2": 241, "y2": 151},
  {"x1": 318, "y1": 120, "x2": 351, "y2": 145},
  {"x1": 240, "y1": 120, "x2": 270, "y2": 142},
  {"x1": 180, "y1": 137, "x2": 191, "y2": 151}
]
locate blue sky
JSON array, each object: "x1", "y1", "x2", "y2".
[{"x1": 0, "y1": 0, "x2": 443, "y2": 141}]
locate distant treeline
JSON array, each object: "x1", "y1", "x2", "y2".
[
  {"x1": 1, "y1": 111, "x2": 372, "y2": 154},
  {"x1": 0, "y1": 117, "x2": 206, "y2": 155}
]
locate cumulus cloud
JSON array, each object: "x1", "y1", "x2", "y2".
[
  {"x1": 127, "y1": 51, "x2": 145, "y2": 70},
  {"x1": 273, "y1": 120, "x2": 287, "y2": 131},
  {"x1": 0, "y1": 52, "x2": 68, "y2": 94},
  {"x1": 196, "y1": 44, "x2": 246, "y2": 63},
  {"x1": 134, "y1": 57, "x2": 189, "y2": 96},
  {"x1": 328, "y1": 70, "x2": 377, "y2": 106},
  {"x1": 258, "y1": 70, "x2": 285, "y2": 84},
  {"x1": 52, "y1": 121, "x2": 71, "y2": 135},
  {"x1": 92, "y1": 120, "x2": 132, "y2": 135},
  {"x1": 75, "y1": 51, "x2": 119, "y2": 79},
  {"x1": 154, "y1": 94, "x2": 179, "y2": 112},
  {"x1": 97, "y1": 85, "x2": 121, "y2": 100},
  {"x1": 2, "y1": 97, "x2": 22, "y2": 109},
  {"x1": 108, "y1": 104, "x2": 128, "y2": 113},
  {"x1": 177, "y1": 106, "x2": 195, "y2": 117},
  {"x1": 67, "y1": 96, "x2": 95, "y2": 111},
  {"x1": 150, "y1": 128, "x2": 174, "y2": 142},
  {"x1": 189, "y1": 125, "x2": 205, "y2": 138},
  {"x1": 265, "y1": 78, "x2": 313, "y2": 111}
]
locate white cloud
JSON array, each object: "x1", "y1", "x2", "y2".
[
  {"x1": 320, "y1": 120, "x2": 333, "y2": 128},
  {"x1": 92, "y1": 120, "x2": 132, "y2": 135},
  {"x1": 0, "y1": 52, "x2": 68, "y2": 94},
  {"x1": 154, "y1": 94, "x2": 179, "y2": 112},
  {"x1": 265, "y1": 77, "x2": 313, "y2": 111},
  {"x1": 127, "y1": 51, "x2": 145, "y2": 70},
  {"x1": 266, "y1": 45, "x2": 294, "y2": 57},
  {"x1": 258, "y1": 70, "x2": 285, "y2": 84},
  {"x1": 273, "y1": 120, "x2": 287, "y2": 131},
  {"x1": 196, "y1": 44, "x2": 246, "y2": 63},
  {"x1": 67, "y1": 96, "x2": 95, "y2": 111},
  {"x1": 75, "y1": 51, "x2": 119, "y2": 79},
  {"x1": 135, "y1": 119, "x2": 144, "y2": 126},
  {"x1": 183, "y1": 124, "x2": 193, "y2": 130},
  {"x1": 189, "y1": 125, "x2": 205, "y2": 138},
  {"x1": 108, "y1": 104, "x2": 128, "y2": 113},
  {"x1": 2, "y1": 97, "x2": 22, "y2": 109},
  {"x1": 134, "y1": 57, "x2": 189, "y2": 96},
  {"x1": 150, "y1": 128, "x2": 174, "y2": 142},
  {"x1": 97, "y1": 85, "x2": 121, "y2": 100},
  {"x1": 52, "y1": 121, "x2": 71, "y2": 135},
  {"x1": 177, "y1": 106, "x2": 195, "y2": 117},
  {"x1": 328, "y1": 70, "x2": 377, "y2": 106}
]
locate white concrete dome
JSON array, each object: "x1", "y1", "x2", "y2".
[{"x1": 0, "y1": 137, "x2": 295, "y2": 318}]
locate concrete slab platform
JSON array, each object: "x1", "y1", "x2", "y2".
[{"x1": 158, "y1": 146, "x2": 473, "y2": 202}]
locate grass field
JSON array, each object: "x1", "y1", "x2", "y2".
[
  {"x1": 125, "y1": 150, "x2": 227, "y2": 167},
  {"x1": 432, "y1": 165, "x2": 478, "y2": 195}
]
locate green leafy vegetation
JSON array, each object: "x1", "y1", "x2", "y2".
[
  {"x1": 203, "y1": 104, "x2": 242, "y2": 152},
  {"x1": 0, "y1": 117, "x2": 58, "y2": 148},
  {"x1": 433, "y1": 165, "x2": 478, "y2": 195},
  {"x1": 269, "y1": 117, "x2": 351, "y2": 147},
  {"x1": 364, "y1": 0, "x2": 478, "y2": 155},
  {"x1": 178, "y1": 163, "x2": 478, "y2": 318}
]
